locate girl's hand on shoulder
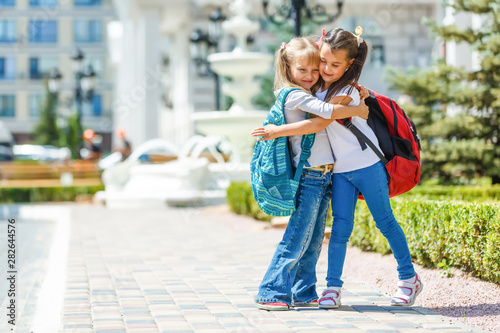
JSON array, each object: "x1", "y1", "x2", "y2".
[
  {"x1": 251, "y1": 124, "x2": 279, "y2": 141},
  {"x1": 359, "y1": 85, "x2": 369, "y2": 100},
  {"x1": 357, "y1": 99, "x2": 369, "y2": 119}
]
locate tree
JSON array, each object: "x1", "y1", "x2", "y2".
[
  {"x1": 33, "y1": 81, "x2": 60, "y2": 147},
  {"x1": 386, "y1": 0, "x2": 500, "y2": 184}
]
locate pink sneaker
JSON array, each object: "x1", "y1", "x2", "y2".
[
  {"x1": 293, "y1": 299, "x2": 319, "y2": 308},
  {"x1": 256, "y1": 302, "x2": 289, "y2": 311},
  {"x1": 391, "y1": 273, "x2": 423, "y2": 306}
]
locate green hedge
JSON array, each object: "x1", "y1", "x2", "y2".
[
  {"x1": 351, "y1": 199, "x2": 500, "y2": 283},
  {"x1": 403, "y1": 184, "x2": 500, "y2": 202},
  {"x1": 227, "y1": 182, "x2": 500, "y2": 282},
  {"x1": 0, "y1": 185, "x2": 104, "y2": 203},
  {"x1": 227, "y1": 182, "x2": 272, "y2": 222}
]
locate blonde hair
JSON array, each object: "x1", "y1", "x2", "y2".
[{"x1": 274, "y1": 37, "x2": 321, "y2": 93}]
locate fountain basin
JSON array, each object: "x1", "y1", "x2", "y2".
[
  {"x1": 192, "y1": 110, "x2": 267, "y2": 163},
  {"x1": 208, "y1": 52, "x2": 273, "y2": 78}
]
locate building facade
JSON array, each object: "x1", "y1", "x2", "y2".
[
  {"x1": 0, "y1": 0, "x2": 115, "y2": 149},
  {"x1": 2, "y1": 0, "x2": 476, "y2": 155}
]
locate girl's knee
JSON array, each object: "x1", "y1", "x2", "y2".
[
  {"x1": 375, "y1": 214, "x2": 401, "y2": 234},
  {"x1": 329, "y1": 232, "x2": 351, "y2": 244}
]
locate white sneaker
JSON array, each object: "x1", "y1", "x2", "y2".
[
  {"x1": 319, "y1": 287, "x2": 342, "y2": 309},
  {"x1": 390, "y1": 273, "x2": 423, "y2": 306}
]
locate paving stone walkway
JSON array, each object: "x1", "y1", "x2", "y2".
[
  {"x1": 1, "y1": 204, "x2": 487, "y2": 332},
  {"x1": 57, "y1": 205, "x2": 486, "y2": 333},
  {"x1": 0, "y1": 206, "x2": 57, "y2": 333}
]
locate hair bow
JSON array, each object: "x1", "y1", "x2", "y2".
[
  {"x1": 354, "y1": 26, "x2": 363, "y2": 47},
  {"x1": 316, "y1": 28, "x2": 325, "y2": 46}
]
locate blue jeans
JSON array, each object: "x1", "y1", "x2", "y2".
[
  {"x1": 327, "y1": 161, "x2": 415, "y2": 287},
  {"x1": 255, "y1": 168, "x2": 332, "y2": 306}
]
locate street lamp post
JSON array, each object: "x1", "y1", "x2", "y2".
[
  {"x1": 190, "y1": 7, "x2": 226, "y2": 111},
  {"x1": 262, "y1": 0, "x2": 344, "y2": 37},
  {"x1": 47, "y1": 49, "x2": 97, "y2": 158},
  {"x1": 47, "y1": 68, "x2": 62, "y2": 96},
  {"x1": 70, "y1": 48, "x2": 97, "y2": 157}
]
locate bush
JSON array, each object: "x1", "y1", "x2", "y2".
[
  {"x1": 403, "y1": 184, "x2": 500, "y2": 202},
  {"x1": 226, "y1": 181, "x2": 500, "y2": 283},
  {"x1": 0, "y1": 185, "x2": 104, "y2": 203},
  {"x1": 351, "y1": 198, "x2": 500, "y2": 283},
  {"x1": 227, "y1": 182, "x2": 272, "y2": 222}
]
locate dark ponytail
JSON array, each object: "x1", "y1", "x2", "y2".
[{"x1": 321, "y1": 28, "x2": 368, "y2": 102}]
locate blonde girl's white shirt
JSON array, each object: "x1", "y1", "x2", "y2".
[
  {"x1": 279, "y1": 89, "x2": 335, "y2": 167},
  {"x1": 315, "y1": 86, "x2": 382, "y2": 173}
]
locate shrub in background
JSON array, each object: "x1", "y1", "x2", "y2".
[
  {"x1": 352, "y1": 199, "x2": 500, "y2": 283},
  {"x1": 404, "y1": 184, "x2": 500, "y2": 202},
  {"x1": 227, "y1": 182, "x2": 272, "y2": 222},
  {"x1": 0, "y1": 185, "x2": 104, "y2": 203},
  {"x1": 226, "y1": 181, "x2": 500, "y2": 283}
]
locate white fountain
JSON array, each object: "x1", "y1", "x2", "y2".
[
  {"x1": 98, "y1": 0, "x2": 273, "y2": 208},
  {"x1": 192, "y1": 0, "x2": 273, "y2": 163}
]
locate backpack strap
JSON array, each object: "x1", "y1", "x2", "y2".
[
  {"x1": 336, "y1": 83, "x2": 387, "y2": 164},
  {"x1": 294, "y1": 120, "x2": 315, "y2": 182},
  {"x1": 337, "y1": 118, "x2": 367, "y2": 150},
  {"x1": 340, "y1": 118, "x2": 388, "y2": 165},
  {"x1": 275, "y1": 88, "x2": 316, "y2": 183}
]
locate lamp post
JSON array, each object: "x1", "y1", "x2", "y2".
[
  {"x1": 70, "y1": 48, "x2": 97, "y2": 157},
  {"x1": 47, "y1": 68, "x2": 62, "y2": 96},
  {"x1": 47, "y1": 67, "x2": 69, "y2": 147},
  {"x1": 190, "y1": 7, "x2": 226, "y2": 110},
  {"x1": 262, "y1": 0, "x2": 344, "y2": 37}
]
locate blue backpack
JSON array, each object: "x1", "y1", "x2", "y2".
[{"x1": 250, "y1": 87, "x2": 316, "y2": 216}]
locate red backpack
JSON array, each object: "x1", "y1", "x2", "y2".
[{"x1": 337, "y1": 87, "x2": 421, "y2": 198}]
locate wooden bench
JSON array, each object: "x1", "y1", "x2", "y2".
[
  {"x1": 148, "y1": 153, "x2": 231, "y2": 164},
  {"x1": 0, "y1": 160, "x2": 102, "y2": 181}
]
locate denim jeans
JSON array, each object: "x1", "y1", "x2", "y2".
[
  {"x1": 327, "y1": 161, "x2": 415, "y2": 287},
  {"x1": 255, "y1": 168, "x2": 332, "y2": 306}
]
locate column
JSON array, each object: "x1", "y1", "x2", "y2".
[
  {"x1": 162, "y1": 4, "x2": 193, "y2": 148},
  {"x1": 113, "y1": 18, "x2": 140, "y2": 149},
  {"x1": 136, "y1": 9, "x2": 161, "y2": 143}
]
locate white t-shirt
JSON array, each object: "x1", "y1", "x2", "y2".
[
  {"x1": 316, "y1": 86, "x2": 381, "y2": 173},
  {"x1": 280, "y1": 89, "x2": 335, "y2": 167}
]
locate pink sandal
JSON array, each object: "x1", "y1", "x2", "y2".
[
  {"x1": 319, "y1": 287, "x2": 342, "y2": 309},
  {"x1": 390, "y1": 273, "x2": 423, "y2": 306}
]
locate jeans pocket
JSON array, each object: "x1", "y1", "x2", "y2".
[{"x1": 302, "y1": 169, "x2": 325, "y2": 182}]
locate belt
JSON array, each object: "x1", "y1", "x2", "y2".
[{"x1": 304, "y1": 164, "x2": 334, "y2": 174}]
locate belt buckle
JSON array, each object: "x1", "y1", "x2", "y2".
[{"x1": 323, "y1": 164, "x2": 333, "y2": 174}]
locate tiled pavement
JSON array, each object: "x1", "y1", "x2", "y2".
[{"x1": 1, "y1": 205, "x2": 488, "y2": 332}]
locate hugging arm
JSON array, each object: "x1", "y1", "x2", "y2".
[{"x1": 251, "y1": 96, "x2": 367, "y2": 141}]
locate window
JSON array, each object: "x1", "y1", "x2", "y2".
[
  {"x1": 0, "y1": 20, "x2": 16, "y2": 43},
  {"x1": 29, "y1": 20, "x2": 57, "y2": 43},
  {"x1": 0, "y1": 57, "x2": 16, "y2": 80},
  {"x1": 74, "y1": 20, "x2": 102, "y2": 43},
  {"x1": 29, "y1": 0, "x2": 57, "y2": 7},
  {"x1": 0, "y1": 0, "x2": 15, "y2": 7},
  {"x1": 29, "y1": 94, "x2": 44, "y2": 118},
  {"x1": 82, "y1": 94, "x2": 101, "y2": 116},
  {"x1": 74, "y1": 0, "x2": 101, "y2": 6},
  {"x1": 0, "y1": 95, "x2": 15, "y2": 117},
  {"x1": 30, "y1": 57, "x2": 58, "y2": 79}
]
